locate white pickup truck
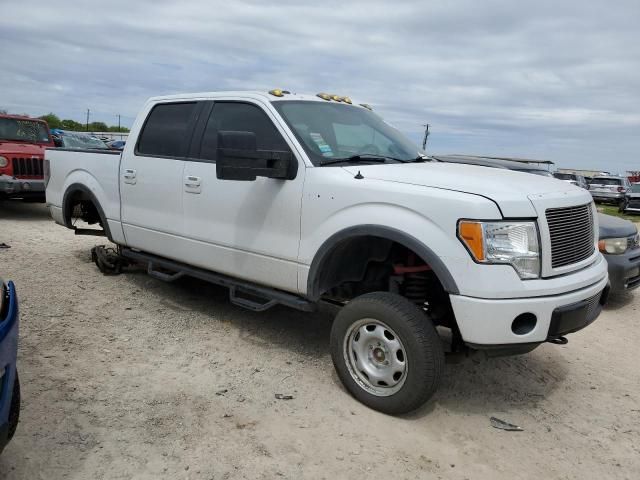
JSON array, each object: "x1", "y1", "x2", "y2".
[{"x1": 45, "y1": 90, "x2": 609, "y2": 414}]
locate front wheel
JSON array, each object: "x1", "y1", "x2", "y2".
[{"x1": 330, "y1": 292, "x2": 444, "y2": 414}]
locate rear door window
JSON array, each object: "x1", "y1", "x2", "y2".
[
  {"x1": 137, "y1": 102, "x2": 197, "y2": 157},
  {"x1": 199, "y1": 102, "x2": 289, "y2": 161}
]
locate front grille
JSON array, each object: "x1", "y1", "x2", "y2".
[
  {"x1": 11, "y1": 157, "x2": 43, "y2": 177},
  {"x1": 546, "y1": 203, "x2": 595, "y2": 269},
  {"x1": 628, "y1": 234, "x2": 640, "y2": 250},
  {"x1": 584, "y1": 291, "x2": 603, "y2": 320}
]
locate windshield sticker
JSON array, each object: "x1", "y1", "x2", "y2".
[{"x1": 310, "y1": 132, "x2": 334, "y2": 157}]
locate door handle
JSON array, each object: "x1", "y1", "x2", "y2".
[
  {"x1": 123, "y1": 168, "x2": 137, "y2": 184},
  {"x1": 123, "y1": 169, "x2": 137, "y2": 179},
  {"x1": 184, "y1": 175, "x2": 201, "y2": 187}
]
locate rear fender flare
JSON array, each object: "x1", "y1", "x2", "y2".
[{"x1": 62, "y1": 183, "x2": 113, "y2": 240}]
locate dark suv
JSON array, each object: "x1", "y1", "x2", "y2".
[{"x1": 621, "y1": 183, "x2": 640, "y2": 214}]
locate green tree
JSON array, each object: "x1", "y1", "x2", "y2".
[
  {"x1": 88, "y1": 121, "x2": 108, "y2": 132},
  {"x1": 60, "y1": 119, "x2": 83, "y2": 130},
  {"x1": 38, "y1": 113, "x2": 62, "y2": 129},
  {"x1": 107, "y1": 125, "x2": 130, "y2": 133}
]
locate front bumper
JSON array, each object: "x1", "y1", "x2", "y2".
[
  {"x1": 450, "y1": 271, "x2": 609, "y2": 346},
  {"x1": 604, "y1": 249, "x2": 640, "y2": 293},
  {"x1": 0, "y1": 174, "x2": 45, "y2": 199}
]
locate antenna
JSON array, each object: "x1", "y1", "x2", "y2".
[{"x1": 422, "y1": 124, "x2": 430, "y2": 151}]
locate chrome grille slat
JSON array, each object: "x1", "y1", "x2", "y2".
[
  {"x1": 546, "y1": 203, "x2": 594, "y2": 269},
  {"x1": 552, "y1": 243, "x2": 594, "y2": 253},
  {"x1": 549, "y1": 236, "x2": 595, "y2": 248}
]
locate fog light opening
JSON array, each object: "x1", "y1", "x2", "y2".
[{"x1": 512, "y1": 313, "x2": 537, "y2": 335}]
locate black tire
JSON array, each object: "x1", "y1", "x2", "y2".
[
  {"x1": 330, "y1": 292, "x2": 444, "y2": 414},
  {"x1": 7, "y1": 372, "x2": 20, "y2": 440}
]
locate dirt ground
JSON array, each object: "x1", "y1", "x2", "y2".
[{"x1": 0, "y1": 201, "x2": 639, "y2": 480}]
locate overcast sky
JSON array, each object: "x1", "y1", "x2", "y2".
[{"x1": 1, "y1": 0, "x2": 639, "y2": 173}]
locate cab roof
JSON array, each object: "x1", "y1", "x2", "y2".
[{"x1": 148, "y1": 91, "x2": 363, "y2": 105}]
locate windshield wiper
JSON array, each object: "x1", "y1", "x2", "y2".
[
  {"x1": 320, "y1": 154, "x2": 407, "y2": 166},
  {"x1": 404, "y1": 155, "x2": 430, "y2": 163}
]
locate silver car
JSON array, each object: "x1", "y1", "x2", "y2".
[{"x1": 589, "y1": 175, "x2": 631, "y2": 204}]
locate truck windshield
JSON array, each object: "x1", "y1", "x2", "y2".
[
  {"x1": 0, "y1": 117, "x2": 50, "y2": 143},
  {"x1": 272, "y1": 101, "x2": 421, "y2": 166}
]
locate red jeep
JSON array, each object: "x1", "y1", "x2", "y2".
[{"x1": 0, "y1": 114, "x2": 54, "y2": 202}]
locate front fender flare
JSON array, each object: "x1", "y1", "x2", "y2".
[{"x1": 306, "y1": 225, "x2": 459, "y2": 300}]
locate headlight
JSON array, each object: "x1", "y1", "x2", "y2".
[
  {"x1": 0, "y1": 156, "x2": 8, "y2": 168},
  {"x1": 458, "y1": 220, "x2": 540, "y2": 279},
  {"x1": 598, "y1": 237, "x2": 628, "y2": 254}
]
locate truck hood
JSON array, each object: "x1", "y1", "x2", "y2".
[
  {"x1": 598, "y1": 213, "x2": 637, "y2": 238},
  {"x1": 0, "y1": 142, "x2": 47, "y2": 157},
  {"x1": 342, "y1": 162, "x2": 589, "y2": 217}
]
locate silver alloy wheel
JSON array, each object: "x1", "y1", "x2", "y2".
[{"x1": 343, "y1": 318, "x2": 408, "y2": 397}]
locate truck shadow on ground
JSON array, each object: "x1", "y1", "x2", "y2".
[
  {"x1": 0, "y1": 200, "x2": 49, "y2": 221},
  {"x1": 603, "y1": 291, "x2": 635, "y2": 311},
  {"x1": 409, "y1": 348, "x2": 569, "y2": 418},
  {"x1": 115, "y1": 269, "x2": 569, "y2": 418}
]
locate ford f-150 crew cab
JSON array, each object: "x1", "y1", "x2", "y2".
[
  {"x1": 44, "y1": 90, "x2": 609, "y2": 414},
  {"x1": 0, "y1": 114, "x2": 54, "y2": 202}
]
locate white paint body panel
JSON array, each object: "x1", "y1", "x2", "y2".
[
  {"x1": 45, "y1": 149, "x2": 126, "y2": 244},
  {"x1": 451, "y1": 263, "x2": 608, "y2": 345},
  {"x1": 45, "y1": 90, "x2": 608, "y2": 348}
]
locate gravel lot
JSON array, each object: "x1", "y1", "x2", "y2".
[{"x1": 1, "y1": 201, "x2": 639, "y2": 480}]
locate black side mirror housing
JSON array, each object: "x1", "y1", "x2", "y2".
[{"x1": 216, "y1": 131, "x2": 296, "y2": 181}]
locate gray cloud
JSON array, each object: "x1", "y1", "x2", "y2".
[{"x1": 1, "y1": 0, "x2": 638, "y2": 172}]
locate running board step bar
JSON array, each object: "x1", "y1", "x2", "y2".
[
  {"x1": 74, "y1": 227, "x2": 106, "y2": 237},
  {"x1": 120, "y1": 248, "x2": 315, "y2": 313}
]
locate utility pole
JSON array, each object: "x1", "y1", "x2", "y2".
[
  {"x1": 421, "y1": 124, "x2": 430, "y2": 151},
  {"x1": 86, "y1": 109, "x2": 90, "y2": 132},
  {"x1": 117, "y1": 114, "x2": 121, "y2": 132}
]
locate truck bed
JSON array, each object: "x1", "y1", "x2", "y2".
[{"x1": 45, "y1": 148, "x2": 123, "y2": 240}]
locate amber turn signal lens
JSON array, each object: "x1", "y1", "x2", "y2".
[{"x1": 458, "y1": 221, "x2": 485, "y2": 261}]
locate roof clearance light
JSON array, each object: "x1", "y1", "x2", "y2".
[
  {"x1": 330, "y1": 95, "x2": 342, "y2": 102},
  {"x1": 317, "y1": 93, "x2": 332, "y2": 101},
  {"x1": 342, "y1": 97, "x2": 352, "y2": 104},
  {"x1": 269, "y1": 89, "x2": 285, "y2": 97},
  {"x1": 359, "y1": 103, "x2": 373, "y2": 110}
]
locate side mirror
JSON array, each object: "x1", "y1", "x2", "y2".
[{"x1": 216, "y1": 131, "x2": 296, "y2": 181}]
